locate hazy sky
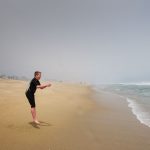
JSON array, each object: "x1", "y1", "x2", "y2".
[{"x1": 0, "y1": 0, "x2": 150, "y2": 84}]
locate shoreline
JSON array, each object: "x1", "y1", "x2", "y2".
[
  {"x1": 92, "y1": 87, "x2": 150, "y2": 128},
  {"x1": 0, "y1": 79, "x2": 150, "y2": 150}
]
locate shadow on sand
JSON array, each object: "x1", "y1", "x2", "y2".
[{"x1": 29, "y1": 121, "x2": 52, "y2": 129}]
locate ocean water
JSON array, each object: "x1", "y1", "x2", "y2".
[{"x1": 92, "y1": 83, "x2": 150, "y2": 128}]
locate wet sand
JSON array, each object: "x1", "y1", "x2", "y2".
[{"x1": 0, "y1": 79, "x2": 150, "y2": 150}]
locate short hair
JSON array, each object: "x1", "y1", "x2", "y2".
[{"x1": 34, "y1": 71, "x2": 41, "y2": 77}]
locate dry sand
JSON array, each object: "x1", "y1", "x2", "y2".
[{"x1": 0, "y1": 79, "x2": 150, "y2": 150}]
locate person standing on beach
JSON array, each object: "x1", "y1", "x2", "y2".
[{"x1": 25, "y1": 71, "x2": 51, "y2": 124}]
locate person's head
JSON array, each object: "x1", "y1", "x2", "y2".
[{"x1": 34, "y1": 71, "x2": 41, "y2": 80}]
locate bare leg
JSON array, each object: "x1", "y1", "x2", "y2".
[{"x1": 31, "y1": 107, "x2": 40, "y2": 124}]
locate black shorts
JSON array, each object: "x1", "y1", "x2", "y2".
[{"x1": 25, "y1": 91, "x2": 36, "y2": 108}]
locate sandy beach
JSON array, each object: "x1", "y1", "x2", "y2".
[{"x1": 0, "y1": 79, "x2": 150, "y2": 150}]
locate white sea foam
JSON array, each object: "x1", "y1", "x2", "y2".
[
  {"x1": 127, "y1": 98, "x2": 150, "y2": 128},
  {"x1": 120, "y1": 82, "x2": 150, "y2": 86}
]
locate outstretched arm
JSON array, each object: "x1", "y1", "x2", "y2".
[{"x1": 37, "y1": 83, "x2": 51, "y2": 89}]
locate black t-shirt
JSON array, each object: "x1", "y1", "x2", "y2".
[{"x1": 27, "y1": 78, "x2": 41, "y2": 94}]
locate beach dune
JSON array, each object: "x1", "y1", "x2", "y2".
[{"x1": 0, "y1": 79, "x2": 150, "y2": 150}]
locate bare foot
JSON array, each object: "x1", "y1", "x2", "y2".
[{"x1": 33, "y1": 120, "x2": 40, "y2": 124}]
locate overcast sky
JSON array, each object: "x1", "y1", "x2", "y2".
[{"x1": 0, "y1": 0, "x2": 150, "y2": 84}]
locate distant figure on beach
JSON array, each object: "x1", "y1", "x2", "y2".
[{"x1": 25, "y1": 71, "x2": 51, "y2": 124}]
